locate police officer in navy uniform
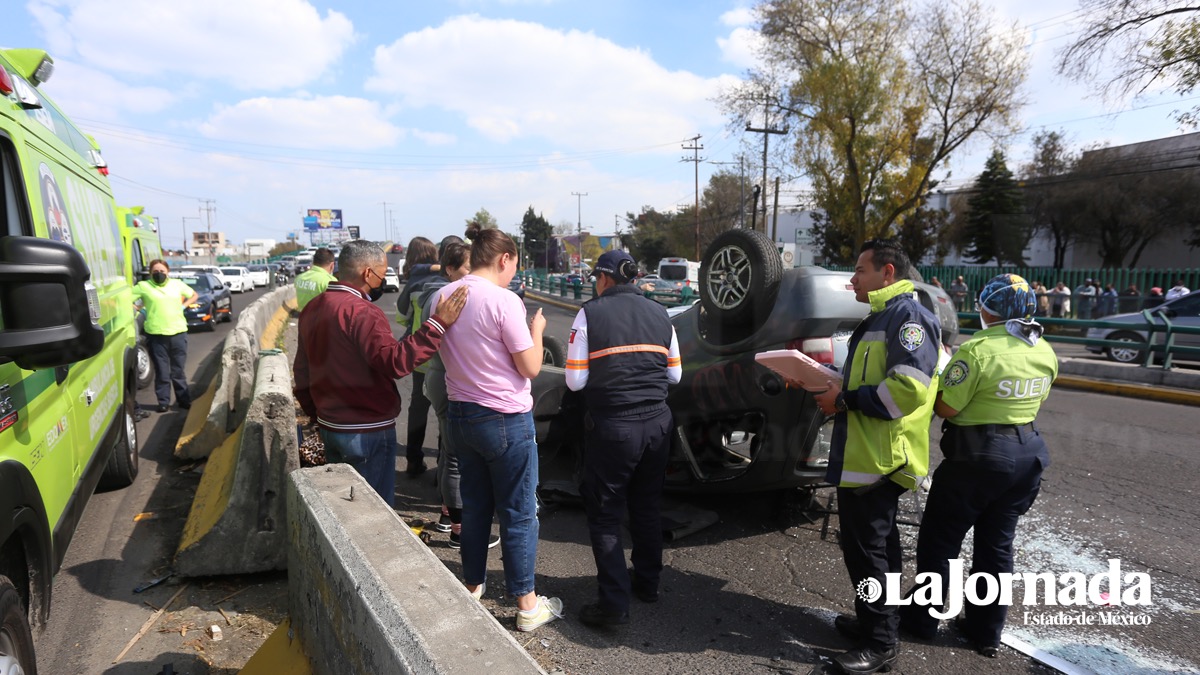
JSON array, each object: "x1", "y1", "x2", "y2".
[
  {"x1": 565, "y1": 249, "x2": 683, "y2": 628},
  {"x1": 900, "y1": 274, "x2": 1058, "y2": 657}
]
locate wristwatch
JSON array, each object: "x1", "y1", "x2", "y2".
[{"x1": 834, "y1": 391, "x2": 847, "y2": 413}]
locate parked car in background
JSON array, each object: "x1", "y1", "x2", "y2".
[
  {"x1": 178, "y1": 272, "x2": 234, "y2": 330},
  {"x1": 181, "y1": 264, "x2": 229, "y2": 289},
  {"x1": 218, "y1": 266, "x2": 252, "y2": 293},
  {"x1": 1086, "y1": 290, "x2": 1200, "y2": 363},
  {"x1": 244, "y1": 264, "x2": 271, "y2": 287},
  {"x1": 508, "y1": 276, "x2": 527, "y2": 299},
  {"x1": 532, "y1": 229, "x2": 958, "y2": 497},
  {"x1": 639, "y1": 277, "x2": 682, "y2": 305},
  {"x1": 383, "y1": 267, "x2": 401, "y2": 293}
]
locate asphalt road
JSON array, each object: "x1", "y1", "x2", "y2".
[{"x1": 32, "y1": 284, "x2": 1199, "y2": 675}]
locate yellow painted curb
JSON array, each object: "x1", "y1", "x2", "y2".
[
  {"x1": 260, "y1": 298, "x2": 297, "y2": 351},
  {"x1": 526, "y1": 290, "x2": 583, "y2": 311},
  {"x1": 1055, "y1": 375, "x2": 1200, "y2": 407},
  {"x1": 238, "y1": 617, "x2": 312, "y2": 675},
  {"x1": 176, "y1": 377, "x2": 218, "y2": 453},
  {"x1": 178, "y1": 425, "x2": 244, "y2": 552}
]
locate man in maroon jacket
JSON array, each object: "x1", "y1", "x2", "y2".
[{"x1": 294, "y1": 240, "x2": 468, "y2": 506}]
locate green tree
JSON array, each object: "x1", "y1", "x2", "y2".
[
  {"x1": 721, "y1": 0, "x2": 1028, "y2": 264},
  {"x1": 964, "y1": 150, "x2": 1031, "y2": 265},
  {"x1": 269, "y1": 241, "x2": 302, "y2": 257},
  {"x1": 1058, "y1": 1, "x2": 1200, "y2": 127},
  {"x1": 467, "y1": 208, "x2": 498, "y2": 229},
  {"x1": 894, "y1": 207, "x2": 948, "y2": 266},
  {"x1": 1019, "y1": 131, "x2": 1085, "y2": 269},
  {"x1": 627, "y1": 207, "x2": 677, "y2": 268},
  {"x1": 518, "y1": 206, "x2": 553, "y2": 270}
]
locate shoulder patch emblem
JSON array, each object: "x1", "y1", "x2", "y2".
[
  {"x1": 898, "y1": 321, "x2": 926, "y2": 352},
  {"x1": 569, "y1": 329, "x2": 576, "y2": 344},
  {"x1": 944, "y1": 360, "x2": 969, "y2": 386}
]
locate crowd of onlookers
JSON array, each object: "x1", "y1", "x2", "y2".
[{"x1": 928, "y1": 274, "x2": 1192, "y2": 320}]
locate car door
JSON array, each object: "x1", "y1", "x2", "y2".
[{"x1": 1161, "y1": 293, "x2": 1200, "y2": 354}]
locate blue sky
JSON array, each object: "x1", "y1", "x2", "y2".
[{"x1": 4, "y1": 0, "x2": 1192, "y2": 250}]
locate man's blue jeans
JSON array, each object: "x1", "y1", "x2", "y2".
[
  {"x1": 447, "y1": 401, "x2": 539, "y2": 598},
  {"x1": 319, "y1": 426, "x2": 398, "y2": 507}
]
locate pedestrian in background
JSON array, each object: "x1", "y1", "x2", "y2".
[
  {"x1": 293, "y1": 240, "x2": 468, "y2": 505},
  {"x1": 1098, "y1": 283, "x2": 1118, "y2": 317},
  {"x1": 133, "y1": 259, "x2": 198, "y2": 412},
  {"x1": 436, "y1": 222, "x2": 562, "y2": 632},
  {"x1": 295, "y1": 248, "x2": 336, "y2": 311},
  {"x1": 1030, "y1": 281, "x2": 1049, "y2": 318},
  {"x1": 418, "y1": 238, "x2": 498, "y2": 549},
  {"x1": 1048, "y1": 281, "x2": 1071, "y2": 318},
  {"x1": 1166, "y1": 278, "x2": 1191, "y2": 301},
  {"x1": 950, "y1": 276, "x2": 970, "y2": 312},
  {"x1": 397, "y1": 236, "x2": 442, "y2": 477},
  {"x1": 902, "y1": 274, "x2": 1057, "y2": 658},
  {"x1": 813, "y1": 239, "x2": 941, "y2": 674},
  {"x1": 1119, "y1": 284, "x2": 1141, "y2": 314},
  {"x1": 1144, "y1": 286, "x2": 1165, "y2": 309},
  {"x1": 565, "y1": 249, "x2": 682, "y2": 628},
  {"x1": 1074, "y1": 279, "x2": 1096, "y2": 319}
]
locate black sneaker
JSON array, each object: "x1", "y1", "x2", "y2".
[
  {"x1": 629, "y1": 570, "x2": 659, "y2": 603},
  {"x1": 134, "y1": 409, "x2": 152, "y2": 422},
  {"x1": 579, "y1": 603, "x2": 629, "y2": 628},
  {"x1": 405, "y1": 460, "x2": 428, "y2": 478},
  {"x1": 448, "y1": 533, "x2": 500, "y2": 550},
  {"x1": 155, "y1": 404, "x2": 169, "y2": 413},
  {"x1": 435, "y1": 513, "x2": 453, "y2": 533}
]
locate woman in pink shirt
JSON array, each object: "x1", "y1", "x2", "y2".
[{"x1": 437, "y1": 223, "x2": 562, "y2": 631}]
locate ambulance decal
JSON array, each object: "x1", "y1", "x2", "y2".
[{"x1": 39, "y1": 162, "x2": 72, "y2": 245}]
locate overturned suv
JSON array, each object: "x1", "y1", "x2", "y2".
[{"x1": 532, "y1": 230, "x2": 958, "y2": 496}]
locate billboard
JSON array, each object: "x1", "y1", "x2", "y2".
[
  {"x1": 347, "y1": 225, "x2": 360, "y2": 239},
  {"x1": 303, "y1": 209, "x2": 342, "y2": 231}
]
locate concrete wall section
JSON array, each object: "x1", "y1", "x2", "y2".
[
  {"x1": 176, "y1": 353, "x2": 299, "y2": 576},
  {"x1": 287, "y1": 465, "x2": 544, "y2": 675}
]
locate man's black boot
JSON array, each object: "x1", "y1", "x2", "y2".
[
  {"x1": 832, "y1": 646, "x2": 898, "y2": 674},
  {"x1": 579, "y1": 603, "x2": 629, "y2": 628}
]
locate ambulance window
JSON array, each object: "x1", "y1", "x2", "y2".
[{"x1": 0, "y1": 137, "x2": 31, "y2": 238}]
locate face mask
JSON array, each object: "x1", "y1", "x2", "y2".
[
  {"x1": 151, "y1": 271, "x2": 167, "y2": 285},
  {"x1": 366, "y1": 269, "x2": 384, "y2": 302}
]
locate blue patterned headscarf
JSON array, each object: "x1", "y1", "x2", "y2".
[{"x1": 978, "y1": 274, "x2": 1036, "y2": 321}]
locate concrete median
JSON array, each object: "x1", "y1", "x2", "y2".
[
  {"x1": 176, "y1": 352, "x2": 299, "y2": 576},
  {"x1": 286, "y1": 464, "x2": 544, "y2": 675}
]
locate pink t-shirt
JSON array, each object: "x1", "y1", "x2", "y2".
[{"x1": 436, "y1": 274, "x2": 534, "y2": 413}]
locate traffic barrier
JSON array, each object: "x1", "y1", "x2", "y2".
[
  {"x1": 176, "y1": 286, "x2": 294, "y2": 459},
  {"x1": 286, "y1": 465, "x2": 544, "y2": 675},
  {"x1": 175, "y1": 352, "x2": 299, "y2": 576}
]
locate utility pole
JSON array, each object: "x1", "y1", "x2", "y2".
[
  {"x1": 746, "y1": 107, "x2": 787, "y2": 234},
  {"x1": 182, "y1": 216, "x2": 199, "y2": 262},
  {"x1": 380, "y1": 201, "x2": 391, "y2": 243},
  {"x1": 199, "y1": 199, "x2": 217, "y2": 265},
  {"x1": 571, "y1": 192, "x2": 588, "y2": 236},
  {"x1": 681, "y1": 135, "x2": 704, "y2": 260},
  {"x1": 389, "y1": 209, "x2": 395, "y2": 245}
]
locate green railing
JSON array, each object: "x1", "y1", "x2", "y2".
[
  {"x1": 521, "y1": 272, "x2": 697, "y2": 308},
  {"x1": 958, "y1": 312, "x2": 1200, "y2": 370}
]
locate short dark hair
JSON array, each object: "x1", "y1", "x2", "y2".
[
  {"x1": 337, "y1": 240, "x2": 384, "y2": 280},
  {"x1": 859, "y1": 239, "x2": 911, "y2": 280},
  {"x1": 439, "y1": 242, "x2": 469, "y2": 271},
  {"x1": 313, "y1": 248, "x2": 335, "y2": 266}
]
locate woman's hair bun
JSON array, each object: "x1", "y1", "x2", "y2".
[{"x1": 464, "y1": 221, "x2": 483, "y2": 240}]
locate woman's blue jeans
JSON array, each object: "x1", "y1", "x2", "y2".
[{"x1": 447, "y1": 401, "x2": 539, "y2": 597}]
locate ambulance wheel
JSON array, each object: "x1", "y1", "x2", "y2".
[
  {"x1": 135, "y1": 342, "x2": 154, "y2": 390},
  {"x1": 0, "y1": 575, "x2": 36, "y2": 675},
  {"x1": 100, "y1": 383, "x2": 140, "y2": 490},
  {"x1": 542, "y1": 335, "x2": 568, "y2": 368}
]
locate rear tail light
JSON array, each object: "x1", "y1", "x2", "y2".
[
  {"x1": 789, "y1": 337, "x2": 835, "y2": 364},
  {"x1": 0, "y1": 68, "x2": 13, "y2": 96}
]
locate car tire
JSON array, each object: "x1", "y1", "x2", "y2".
[
  {"x1": 99, "y1": 382, "x2": 139, "y2": 491},
  {"x1": 1106, "y1": 331, "x2": 1148, "y2": 364},
  {"x1": 542, "y1": 335, "x2": 568, "y2": 368},
  {"x1": 699, "y1": 229, "x2": 783, "y2": 330},
  {"x1": 0, "y1": 575, "x2": 36, "y2": 675},
  {"x1": 135, "y1": 341, "x2": 154, "y2": 390}
]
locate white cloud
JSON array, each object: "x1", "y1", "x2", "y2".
[
  {"x1": 366, "y1": 15, "x2": 736, "y2": 149},
  {"x1": 40, "y1": 59, "x2": 176, "y2": 122},
  {"x1": 198, "y1": 96, "x2": 402, "y2": 150},
  {"x1": 719, "y1": 7, "x2": 755, "y2": 27},
  {"x1": 27, "y1": 0, "x2": 354, "y2": 90},
  {"x1": 411, "y1": 129, "x2": 457, "y2": 146},
  {"x1": 717, "y1": 26, "x2": 761, "y2": 69}
]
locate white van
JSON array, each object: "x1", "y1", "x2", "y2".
[{"x1": 657, "y1": 257, "x2": 700, "y2": 289}]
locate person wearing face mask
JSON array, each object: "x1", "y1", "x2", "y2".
[
  {"x1": 293, "y1": 240, "x2": 469, "y2": 505},
  {"x1": 900, "y1": 274, "x2": 1057, "y2": 659},
  {"x1": 132, "y1": 260, "x2": 199, "y2": 413}
]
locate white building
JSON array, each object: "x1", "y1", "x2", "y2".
[{"x1": 244, "y1": 238, "x2": 277, "y2": 257}]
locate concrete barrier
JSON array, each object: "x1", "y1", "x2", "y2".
[
  {"x1": 175, "y1": 353, "x2": 299, "y2": 576},
  {"x1": 176, "y1": 286, "x2": 295, "y2": 459},
  {"x1": 287, "y1": 465, "x2": 544, "y2": 675}
]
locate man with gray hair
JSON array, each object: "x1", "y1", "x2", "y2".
[{"x1": 294, "y1": 240, "x2": 468, "y2": 505}]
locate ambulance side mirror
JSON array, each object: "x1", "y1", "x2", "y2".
[{"x1": 0, "y1": 236, "x2": 105, "y2": 370}]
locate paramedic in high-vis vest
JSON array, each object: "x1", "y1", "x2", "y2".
[
  {"x1": 900, "y1": 274, "x2": 1057, "y2": 659},
  {"x1": 813, "y1": 239, "x2": 941, "y2": 675}
]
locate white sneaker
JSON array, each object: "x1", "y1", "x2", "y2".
[
  {"x1": 516, "y1": 596, "x2": 564, "y2": 632},
  {"x1": 468, "y1": 582, "x2": 486, "y2": 600}
]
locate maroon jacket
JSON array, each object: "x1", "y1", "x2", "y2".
[{"x1": 294, "y1": 283, "x2": 448, "y2": 432}]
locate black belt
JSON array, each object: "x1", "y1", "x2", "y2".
[{"x1": 992, "y1": 422, "x2": 1035, "y2": 437}]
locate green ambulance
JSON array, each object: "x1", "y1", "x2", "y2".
[
  {"x1": 0, "y1": 49, "x2": 141, "y2": 671},
  {"x1": 116, "y1": 205, "x2": 164, "y2": 390}
]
